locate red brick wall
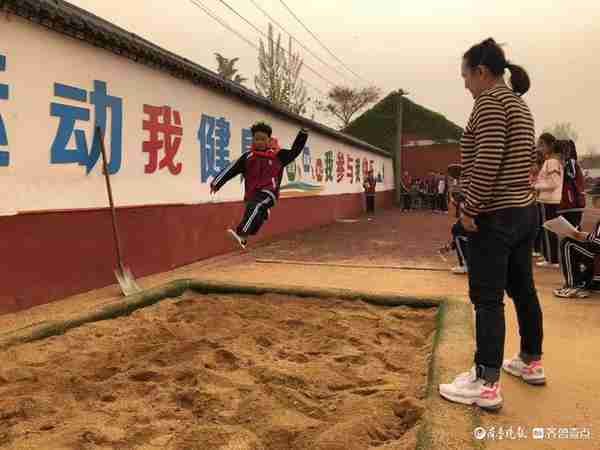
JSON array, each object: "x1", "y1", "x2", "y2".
[
  {"x1": 0, "y1": 190, "x2": 395, "y2": 314},
  {"x1": 402, "y1": 143, "x2": 461, "y2": 179}
]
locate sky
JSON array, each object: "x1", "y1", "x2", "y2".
[{"x1": 68, "y1": 0, "x2": 600, "y2": 153}]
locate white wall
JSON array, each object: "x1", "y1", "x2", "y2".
[{"x1": 0, "y1": 16, "x2": 393, "y2": 215}]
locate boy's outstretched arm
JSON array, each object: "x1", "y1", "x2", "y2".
[
  {"x1": 278, "y1": 128, "x2": 309, "y2": 166},
  {"x1": 210, "y1": 154, "x2": 247, "y2": 193}
]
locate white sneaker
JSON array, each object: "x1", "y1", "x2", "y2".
[
  {"x1": 553, "y1": 286, "x2": 589, "y2": 299},
  {"x1": 227, "y1": 229, "x2": 247, "y2": 249},
  {"x1": 439, "y1": 367, "x2": 503, "y2": 411},
  {"x1": 502, "y1": 356, "x2": 546, "y2": 385},
  {"x1": 536, "y1": 261, "x2": 556, "y2": 268},
  {"x1": 532, "y1": 251, "x2": 541, "y2": 257},
  {"x1": 451, "y1": 266, "x2": 468, "y2": 274}
]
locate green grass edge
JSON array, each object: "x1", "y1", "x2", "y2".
[{"x1": 416, "y1": 297, "x2": 484, "y2": 450}]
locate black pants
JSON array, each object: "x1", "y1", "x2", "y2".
[
  {"x1": 439, "y1": 194, "x2": 447, "y2": 211},
  {"x1": 561, "y1": 211, "x2": 583, "y2": 230},
  {"x1": 402, "y1": 193, "x2": 411, "y2": 211},
  {"x1": 451, "y1": 222, "x2": 469, "y2": 268},
  {"x1": 540, "y1": 203, "x2": 560, "y2": 264},
  {"x1": 236, "y1": 191, "x2": 275, "y2": 237},
  {"x1": 366, "y1": 194, "x2": 375, "y2": 213},
  {"x1": 467, "y1": 204, "x2": 543, "y2": 382},
  {"x1": 429, "y1": 194, "x2": 437, "y2": 210},
  {"x1": 559, "y1": 238, "x2": 598, "y2": 288}
]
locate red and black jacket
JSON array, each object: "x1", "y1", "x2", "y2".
[
  {"x1": 363, "y1": 176, "x2": 376, "y2": 194},
  {"x1": 211, "y1": 130, "x2": 308, "y2": 202},
  {"x1": 559, "y1": 158, "x2": 586, "y2": 212}
]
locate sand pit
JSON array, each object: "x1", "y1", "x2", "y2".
[{"x1": 0, "y1": 292, "x2": 437, "y2": 450}]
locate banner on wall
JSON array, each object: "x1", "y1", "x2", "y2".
[{"x1": 0, "y1": 18, "x2": 393, "y2": 214}]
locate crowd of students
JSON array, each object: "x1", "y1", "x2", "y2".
[
  {"x1": 440, "y1": 133, "x2": 595, "y2": 299},
  {"x1": 401, "y1": 170, "x2": 450, "y2": 212},
  {"x1": 531, "y1": 135, "x2": 595, "y2": 298}
]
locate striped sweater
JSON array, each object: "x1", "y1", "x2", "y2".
[{"x1": 460, "y1": 85, "x2": 536, "y2": 217}]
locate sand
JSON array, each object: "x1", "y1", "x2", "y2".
[{"x1": 0, "y1": 291, "x2": 437, "y2": 450}]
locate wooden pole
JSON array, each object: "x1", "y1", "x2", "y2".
[{"x1": 393, "y1": 89, "x2": 408, "y2": 205}]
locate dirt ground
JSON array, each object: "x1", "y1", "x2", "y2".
[
  {"x1": 1, "y1": 207, "x2": 600, "y2": 449},
  {"x1": 251, "y1": 211, "x2": 450, "y2": 268},
  {"x1": 0, "y1": 292, "x2": 437, "y2": 450}
]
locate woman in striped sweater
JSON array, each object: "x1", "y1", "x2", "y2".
[{"x1": 439, "y1": 38, "x2": 545, "y2": 411}]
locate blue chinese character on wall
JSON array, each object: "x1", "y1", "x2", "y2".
[
  {"x1": 198, "y1": 114, "x2": 231, "y2": 183},
  {"x1": 50, "y1": 80, "x2": 123, "y2": 174},
  {"x1": 0, "y1": 54, "x2": 9, "y2": 167}
]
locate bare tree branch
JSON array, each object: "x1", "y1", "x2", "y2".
[{"x1": 316, "y1": 86, "x2": 381, "y2": 129}]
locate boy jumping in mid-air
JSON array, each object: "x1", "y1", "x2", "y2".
[{"x1": 210, "y1": 122, "x2": 308, "y2": 249}]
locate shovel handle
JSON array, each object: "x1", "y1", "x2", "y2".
[{"x1": 96, "y1": 126, "x2": 125, "y2": 271}]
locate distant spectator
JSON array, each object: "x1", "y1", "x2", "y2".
[
  {"x1": 535, "y1": 136, "x2": 564, "y2": 268},
  {"x1": 428, "y1": 171, "x2": 437, "y2": 210},
  {"x1": 558, "y1": 139, "x2": 586, "y2": 230},
  {"x1": 401, "y1": 171, "x2": 413, "y2": 211},
  {"x1": 531, "y1": 149, "x2": 545, "y2": 258},
  {"x1": 437, "y1": 172, "x2": 448, "y2": 212},
  {"x1": 363, "y1": 169, "x2": 377, "y2": 214}
]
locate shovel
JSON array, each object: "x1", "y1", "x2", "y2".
[{"x1": 96, "y1": 126, "x2": 142, "y2": 296}]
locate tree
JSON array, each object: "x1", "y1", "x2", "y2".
[
  {"x1": 316, "y1": 86, "x2": 381, "y2": 130},
  {"x1": 255, "y1": 24, "x2": 309, "y2": 115},
  {"x1": 214, "y1": 53, "x2": 247, "y2": 85},
  {"x1": 255, "y1": 24, "x2": 287, "y2": 105},
  {"x1": 282, "y1": 36, "x2": 309, "y2": 115},
  {"x1": 544, "y1": 122, "x2": 579, "y2": 142}
]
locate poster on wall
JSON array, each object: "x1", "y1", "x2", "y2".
[{"x1": 0, "y1": 17, "x2": 394, "y2": 214}]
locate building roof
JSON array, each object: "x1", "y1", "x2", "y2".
[
  {"x1": 3, "y1": 0, "x2": 390, "y2": 158},
  {"x1": 345, "y1": 90, "x2": 463, "y2": 152}
]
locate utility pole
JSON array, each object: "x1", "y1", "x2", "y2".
[{"x1": 393, "y1": 89, "x2": 408, "y2": 206}]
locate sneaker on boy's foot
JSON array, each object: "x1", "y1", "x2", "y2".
[
  {"x1": 451, "y1": 266, "x2": 468, "y2": 274},
  {"x1": 553, "y1": 286, "x2": 589, "y2": 299},
  {"x1": 439, "y1": 367, "x2": 503, "y2": 411},
  {"x1": 502, "y1": 356, "x2": 546, "y2": 385},
  {"x1": 227, "y1": 229, "x2": 247, "y2": 250}
]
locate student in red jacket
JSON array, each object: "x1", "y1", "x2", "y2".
[
  {"x1": 210, "y1": 122, "x2": 308, "y2": 249},
  {"x1": 558, "y1": 139, "x2": 586, "y2": 229},
  {"x1": 363, "y1": 169, "x2": 377, "y2": 214}
]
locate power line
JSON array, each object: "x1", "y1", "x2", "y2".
[
  {"x1": 187, "y1": 0, "x2": 326, "y2": 97},
  {"x1": 214, "y1": 0, "x2": 339, "y2": 89},
  {"x1": 248, "y1": 0, "x2": 354, "y2": 86},
  {"x1": 277, "y1": 0, "x2": 369, "y2": 84},
  {"x1": 189, "y1": 0, "x2": 258, "y2": 51}
]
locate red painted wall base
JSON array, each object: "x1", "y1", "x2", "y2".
[{"x1": 0, "y1": 190, "x2": 395, "y2": 314}]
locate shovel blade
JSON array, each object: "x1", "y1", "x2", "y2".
[{"x1": 114, "y1": 266, "x2": 143, "y2": 296}]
